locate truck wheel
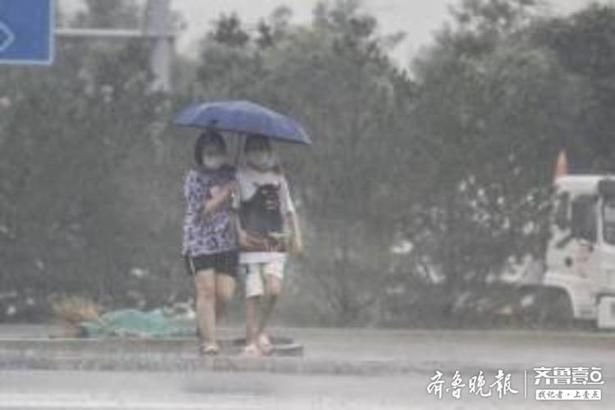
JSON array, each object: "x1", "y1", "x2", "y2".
[
  {"x1": 523, "y1": 288, "x2": 573, "y2": 329},
  {"x1": 541, "y1": 288, "x2": 574, "y2": 329}
]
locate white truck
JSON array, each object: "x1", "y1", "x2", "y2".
[{"x1": 518, "y1": 174, "x2": 615, "y2": 329}]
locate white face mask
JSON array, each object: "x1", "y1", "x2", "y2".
[
  {"x1": 247, "y1": 150, "x2": 275, "y2": 170},
  {"x1": 202, "y1": 155, "x2": 225, "y2": 170}
]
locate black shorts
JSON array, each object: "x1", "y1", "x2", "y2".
[{"x1": 184, "y1": 251, "x2": 239, "y2": 278}]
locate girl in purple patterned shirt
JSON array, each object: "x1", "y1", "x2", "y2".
[{"x1": 182, "y1": 131, "x2": 238, "y2": 356}]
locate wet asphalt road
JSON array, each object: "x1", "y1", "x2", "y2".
[
  {"x1": 0, "y1": 326, "x2": 614, "y2": 409},
  {"x1": 0, "y1": 369, "x2": 612, "y2": 410}
]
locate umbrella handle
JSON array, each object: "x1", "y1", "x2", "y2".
[{"x1": 234, "y1": 133, "x2": 245, "y2": 167}]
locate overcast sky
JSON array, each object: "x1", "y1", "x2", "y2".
[{"x1": 61, "y1": 0, "x2": 605, "y2": 66}]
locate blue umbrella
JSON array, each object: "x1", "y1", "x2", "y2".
[{"x1": 174, "y1": 100, "x2": 311, "y2": 145}]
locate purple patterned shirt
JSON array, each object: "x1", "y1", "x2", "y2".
[{"x1": 181, "y1": 165, "x2": 238, "y2": 256}]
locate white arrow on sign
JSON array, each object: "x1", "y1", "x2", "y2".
[{"x1": 0, "y1": 20, "x2": 16, "y2": 53}]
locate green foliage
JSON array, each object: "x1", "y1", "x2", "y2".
[
  {"x1": 0, "y1": 1, "x2": 183, "y2": 320},
  {"x1": 401, "y1": 0, "x2": 582, "y2": 316},
  {"x1": 72, "y1": 0, "x2": 141, "y2": 28},
  {"x1": 208, "y1": 13, "x2": 250, "y2": 48},
  {"x1": 534, "y1": 4, "x2": 615, "y2": 171}
]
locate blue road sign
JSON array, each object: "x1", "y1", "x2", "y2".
[{"x1": 0, "y1": 0, "x2": 54, "y2": 65}]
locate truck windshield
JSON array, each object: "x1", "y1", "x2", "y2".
[{"x1": 603, "y1": 199, "x2": 615, "y2": 244}]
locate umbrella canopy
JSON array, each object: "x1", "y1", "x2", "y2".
[{"x1": 174, "y1": 100, "x2": 311, "y2": 145}]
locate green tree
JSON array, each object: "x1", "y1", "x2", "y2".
[
  {"x1": 0, "y1": 0, "x2": 180, "y2": 319},
  {"x1": 534, "y1": 4, "x2": 615, "y2": 171},
  {"x1": 401, "y1": 0, "x2": 583, "y2": 321}
]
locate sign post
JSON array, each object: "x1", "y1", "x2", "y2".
[
  {"x1": 0, "y1": 0, "x2": 173, "y2": 91},
  {"x1": 0, "y1": 0, "x2": 54, "y2": 65}
]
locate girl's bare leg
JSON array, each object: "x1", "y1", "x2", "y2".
[
  {"x1": 245, "y1": 296, "x2": 261, "y2": 345},
  {"x1": 215, "y1": 274, "x2": 236, "y2": 322},
  {"x1": 257, "y1": 274, "x2": 282, "y2": 335},
  {"x1": 194, "y1": 269, "x2": 218, "y2": 351}
]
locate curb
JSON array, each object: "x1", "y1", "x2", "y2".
[
  {"x1": 5, "y1": 351, "x2": 604, "y2": 377},
  {"x1": 0, "y1": 337, "x2": 303, "y2": 357},
  {"x1": 1, "y1": 350, "x2": 519, "y2": 376},
  {"x1": 0, "y1": 352, "x2": 433, "y2": 375},
  {"x1": 0, "y1": 339, "x2": 422, "y2": 375},
  {"x1": 1, "y1": 338, "x2": 613, "y2": 377},
  {"x1": 2, "y1": 348, "x2": 594, "y2": 377}
]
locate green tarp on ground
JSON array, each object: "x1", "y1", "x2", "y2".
[{"x1": 79, "y1": 309, "x2": 195, "y2": 338}]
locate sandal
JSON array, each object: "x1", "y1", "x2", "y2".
[
  {"x1": 199, "y1": 343, "x2": 220, "y2": 356},
  {"x1": 241, "y1": 342, "x2": 263, "y2": 357},
  {"x1": 258, "y1": 333, "x2": 274, "y2": 356}
]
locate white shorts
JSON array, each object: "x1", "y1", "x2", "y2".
[{"x1": 242, "y1": 260, "x2": 285, "y2": 298}]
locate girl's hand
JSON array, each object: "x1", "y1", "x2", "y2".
[
  {"x1": 291, "y1": 235, "x2": 304, "y2": 257},
  {"x1": 210, "y1": 182, "x2": 233, "y2": 198},
  {"x1": 239, "y1": 230, "x2": 265, "y2": 251},
  {"x1": 204, "y1": 182, "x2": 236, "y2": 214},
  {"x1": 220, "y1": 182, "x2": 235, "y2": 199}
]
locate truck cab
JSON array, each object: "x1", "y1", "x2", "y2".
[{"x1": 542, "y1": 175, "x2": 615, "y2": 328}]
